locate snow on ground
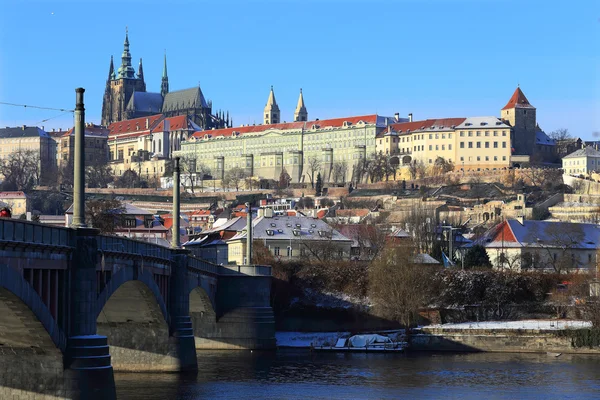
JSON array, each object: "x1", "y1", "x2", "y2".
[
  {"x1": 276, "y1": 329, "x2": 405, "y2": 348},
  {"x1": 425, "y1": 320, "x2": 592, "y2": 330},
  {"x1": 276, "y1": 331, "x2": 349, "y2": 347}
]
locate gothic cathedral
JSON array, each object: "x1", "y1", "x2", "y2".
[{"x1": 101, "y1": 30, "x2": 231, "y2": 130}]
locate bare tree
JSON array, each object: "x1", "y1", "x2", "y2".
[
  {"x1": 526, "y1": 223, "x2": 586, "y2": 273},
  {"x1": 223, "y1": 167, "x2": 247, "y2": 191},
  {"x1": 306, "y1": 156, "x2": 321, "y2": 188},
  {"x1": 86, "y1": 159, "x2": 113, "y2": 188},
  {"x1": 404, "y1": 200, "x2": 438, "y2": 255},
  {"x1": 179, "y1": 155, "x2": 197, "y2": 193},
  {"x1": 369, "y1": 242, "x2": 435, "y2": 328},
  {"x1": 331, "y1": 161, "x2": 347, "y2": 184},
  {"x1": 85, "y1": 198, "x2": 125, "y2": 234},
  {"x1": 0, "y1": 149, "x2": 41, "y2": 190},
  {"x1": 549, "y1": 128, "x2": 572, "y2": 142},
  {"x1": 408, "y1": 160, "x2": 426, "y2": 180},
  {"x1": 432, "y1": 157, "x2": 454, "y2": 176}
]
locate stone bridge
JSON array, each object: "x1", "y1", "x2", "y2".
[{"x1": 0, "y1": 218, "x2": 274, "y2": 399}]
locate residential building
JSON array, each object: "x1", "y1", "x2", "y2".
[
  {"x1": 0, "y1": 126, "x2": 57, "y2": 185},
  {"x1": 227, "y1": 211, "x2": 352, "y2": 264},
  {"x1": 0, "y1": 191, "x2": 28, "y2": 215},
  {"x1": 562, "y1": 147, "x2": 600, "y2": 175},
  {"x1": 101, "y1": 30, "x2": 229, "y2": 129},
  {"x1": 55, "y1": 123, "x2": 109, "y2": 168},
  {"x1": 482, "y1": 218, "x2": 600, "y2": 272},
  {"x1": 184, "y1": 216, "x2": 247, "y2": 265}
]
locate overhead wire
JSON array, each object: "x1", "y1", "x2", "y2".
[{"x1": 0, "y1": 101, "x2": 74, "y2": 113}]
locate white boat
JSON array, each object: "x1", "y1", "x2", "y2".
[{"x1": 314, "y1": 334, "x2": 406, "y2": 352}]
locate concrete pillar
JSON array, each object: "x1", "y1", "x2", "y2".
[
  {"x1": 65, "y1": 228, "x2": 116, "y2": 399},
  {"x1": 72, "y1": 88, "x2": 87, "y2": 228},
  {"x1": 169, "y1": 250, "x2": 198, "y2": 371},
  {"x1": 172, "y1": 157, "x2": 180, "y2": 248},
  {"x1": 246, "y1": 203, "x2": 252, "y2": 265}
]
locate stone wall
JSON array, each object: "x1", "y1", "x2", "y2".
[
  {"x1": 96, "y1": 280, "x2": 181, "y2": 372},
  {"x1": 411, "y1": 328, "x2": 600, "y2": 354}
]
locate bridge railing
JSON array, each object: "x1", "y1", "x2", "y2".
[
  {"x1": 0, "y1": 218, "x2": 72, "y2": 248},
  {"x1": 187, "y1": 255, "x2": 220, "y2": 276},
  {"x1": 219, "y1": 264, "x2": 272, "y2": 276},
  {"x1": 97, "y1": 235, "x2": 171, "y2": 263}
]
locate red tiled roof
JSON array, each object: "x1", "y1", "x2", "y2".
[
  {"x1": 190, "y1": 114, "x2": 379, "y2": 140},
  {"x1": 108, "y1": 114, "x2": 163, "y2": 136},
  {"x1": 191, "y1": 210, "x2": 211, "y2": 216},
  {"x1": 151, "y1": 115, "x2": 192, "y2": 133},
  {"x1": 491, "y1": 220, "x2": 518, "y2": 242},
  {"x1": 63, "y1": 125, "x2": 110, "y2": 137},
  {"x1": 316, "y1": 209, "x2": 327, "y2": 219},
  {"x1": 0, "y1": 191, "x2": 26, "y2": 198},
  {"x1": 388, "y1": 118, "x2": 466, "y2": 135},
  {"x1": 501, "y1": 87, "x2": 533, "y2": 110}
]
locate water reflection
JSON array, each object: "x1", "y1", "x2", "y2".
[{"x1": 115, "y1": 351, "x2": 600, "y2": 399}]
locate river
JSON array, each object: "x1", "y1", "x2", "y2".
[{"x1": 114, "y1": 350, "x2": 600, "y2": 399}]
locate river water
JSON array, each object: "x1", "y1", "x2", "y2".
[{"x1": 114, "y1": 350, "x2": 600, "y2": 399}]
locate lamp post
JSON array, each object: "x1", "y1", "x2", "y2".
[{"x1": 72, "y1": 88, "x2": 87, "y2": 228}]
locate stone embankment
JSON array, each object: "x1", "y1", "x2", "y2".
[{"x1": 411, "y1": 320, "x2": 600, "y2": 354}]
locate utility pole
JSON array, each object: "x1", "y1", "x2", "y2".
[
  {"x1": 171, "y1": 157, "x2": 180, "y2": 248},
  {"x1": 71, "y1": 88, "x2": 87, "y2": 228},
  {"x1": 246, "y1": 202, "x2": 252, "y2": 265}
]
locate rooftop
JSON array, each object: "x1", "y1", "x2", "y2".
[{"x1": 563, "y1": 146, "x2": 600, "y2": 159}]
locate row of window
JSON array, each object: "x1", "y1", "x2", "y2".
[
  {"x1": 460, "y1": 141, "x2": 507, "y2": 149},
  {"x1": 459, "y1": 131, "x2": 507, "y2": 137},
  {"x1": 458, "y1": 156, "x2": 507, "y2": 162}
]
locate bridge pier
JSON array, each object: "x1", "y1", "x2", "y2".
[{"x1": 65, "y1": 228, "x2": 116, "y2": 400}]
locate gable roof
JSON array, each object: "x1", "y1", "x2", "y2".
[
  {"x1": 151, "y1": 115, "x2": 198, "y2": 133},
  {"x1": 108, "y1": 114, "x2": 163, "y2": 136},
  {"x1": 229, "y1": 215, "x2": 352, "y2": 242},
  {"x1": 502, "y1": 87, "x2": 535, "y2": 110},
  {"x1": 387, "y1": 118, "x2": 466, "y2": 136},
  {"x1": 563, "y1": 146, "x2": 600, "y2": 159},
  {"x1": 0, "y1": 126, "x2": 49, "y2": 139},
  {"x1": 487, "y1": 219, "x2": 600, "y2": 249},
  {"x1": 126, "y1": 92, "x2": 163, "y2": 114},
  {"x1": 162, "y1": 87, "x2": 208, "y2": 112}
]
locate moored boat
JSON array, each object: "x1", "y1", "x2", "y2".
[{"x1": 314, "y1": 334, "x2": 406, "y2": 352}]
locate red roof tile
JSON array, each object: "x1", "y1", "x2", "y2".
[
  {"x1": 151, "y1": 116, "x2": 193, "y2": 133},
  {"x1": 108, "y1": 114, "x2": 163, "y2": 136},
  {"x1": 336, "y1": 209, "x2": 370, "y2": 218},
  {"x1": 190, "y1": 114, "x2": 380, "y2": 140},
  {"x1": 501, "y1": 87, "x2": 533, "y2": 110}
]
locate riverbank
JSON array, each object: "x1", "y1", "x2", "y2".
[
  {"x1": 412, "y1": 319, "x2": 600, "y2": 354},
  {"x1": 276, "y1": 320, "x2": 600, "y2": 354}
]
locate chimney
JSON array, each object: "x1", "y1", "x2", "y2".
[
  {"x1": 145, "y1": 118, "x2": 150, "y2": 129},
  {"x1": 408, "y1": 113, "x2": 413, "y2": 122},
  {"x1": 516, "y1": 215, "x2": 524, "y2": 225},
  {"x1": 264, "y1": 208, "x2": 274, "y2": 218},
  {"x1": 257, "y1": 208, "x2": 265, "y2": 218},
  {"x1": 394, "y1": 112, "x2": 400, "y2": 122},
  {"x1": 22, "y1": 125, "x2": 26, "y2": 130}
]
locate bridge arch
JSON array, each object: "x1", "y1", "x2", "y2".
[
  {"x1": 95, "y1": 267, "x2": 177, "y2": 372},
  {"x1": 0, "y1": 266, "x2": 66, "y2": 352},
  {"x1": 95, "y1": 267, "x2": 168, "y2": 324}
]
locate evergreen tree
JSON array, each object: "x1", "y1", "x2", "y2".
[
  {"x1": 463, "y1": 244, "x2": 492, "y2": 269},
  {"x1": 315, "y1": 172, "x2": 323, "y2": 196}
]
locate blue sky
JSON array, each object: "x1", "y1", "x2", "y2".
[{"x1": 1, "y1": 0, "x2": 599, "y2": 138}]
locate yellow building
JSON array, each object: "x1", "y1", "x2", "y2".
[
  {"x1": 54, "y1": 123, "x2": 109, "y2": 168},
  {"x1": 0, "y1": 191, "x2": 28, "y2": 215}
]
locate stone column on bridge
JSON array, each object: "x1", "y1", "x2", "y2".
[{"x1": 64, "y1": 88, "x2": 116, "y2": 399}]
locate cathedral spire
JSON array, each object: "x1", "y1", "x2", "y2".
[
  {"x1": 137, "y1": 58, "x2": 144, "y2": 82},
  {"x1": 117, "y1": 27, "x2": 136, "y2": 79},
  {"x1": 107, "y1": 55, "x2": 115, "y2": 81},
  {"x1": 294, "y1": 88, "x2": 308, "y2": 122},
  {"x1": 161, "y1": 51, "x2": 169, "y2": 98},
  {"x1": 264, "y1": 85, "x2": 280, "y2": 125}
]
